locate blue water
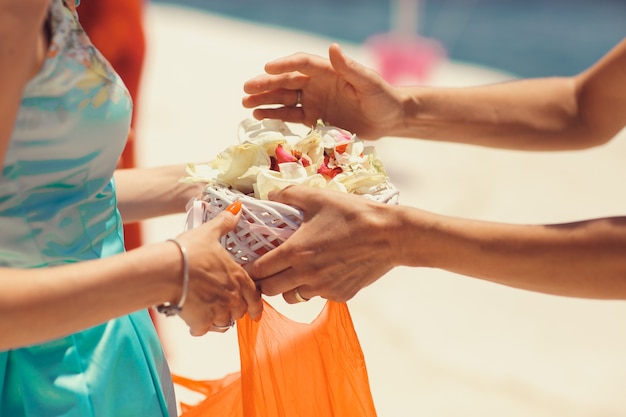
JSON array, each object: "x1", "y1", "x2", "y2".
[{"x1": 153, "y1": 0, "x2": 624, "y2": 78}]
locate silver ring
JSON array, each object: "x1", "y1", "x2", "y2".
[
  {"x1": 295, "y1": 89, "x2": 302, "y2": 107},
  {"x1": 213, "y1": 319, "x2": 235, "y2": 330},
  {"x1": 294, "y1": 287, "x2": 310, "y2": 303}
]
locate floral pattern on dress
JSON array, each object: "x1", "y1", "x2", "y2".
[{"x1": 35, "y1": 0, "x2": 130, "y2": 113}]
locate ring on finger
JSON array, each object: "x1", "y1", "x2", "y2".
[
  {"x1": 295, "y1": 89, "x2": 302, "y2": 107},
  {"x1": 213, "y1": 318, "x2": 235, "y2": 330},
  {"x1": 294, "y1": 287, "x2": 310, "y2": 303}
]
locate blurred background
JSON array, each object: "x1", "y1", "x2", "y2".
[
  {"x1": 152, "y1": 0, "x2": 625, "y2": 78},
  {"x1": 78, "y1": 1, "x2": 626, "y2": 415}
]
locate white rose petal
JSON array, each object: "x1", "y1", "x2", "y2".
[{"x1": 181, "y1": 118, "x2": 395, "y2": 201}]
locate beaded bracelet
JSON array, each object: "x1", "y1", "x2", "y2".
[{"x1": 156, "y1": 238, "x2": 189, "y2": 317}]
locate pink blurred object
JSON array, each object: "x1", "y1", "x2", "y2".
[
  {"x1": 365, "y1": 0, "x2": 446, "y2": 85},
  {"x1": 366, "y1": 33, "x2": 445, "y2": 84}
]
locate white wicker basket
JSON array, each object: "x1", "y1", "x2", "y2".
[
  {"x1": 186, "y1": 183, "x2": 399, "y2": 264},
  {"x1": 183, "y1": 118, "x2": 400, "y2": 264}
]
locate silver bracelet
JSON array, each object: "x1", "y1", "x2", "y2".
[{"x1": 156, "y1": 238, "x2": 189, "y2": 317}]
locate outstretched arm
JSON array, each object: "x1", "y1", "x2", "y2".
[
  {"x1": 250, "y1": 186, "x2": 626, "y2": 303},
  {"x1": 243, "y1": 40, "x2": 626, "y2": 150},
  {"x1": 400, "y1": 38, "x2": 626, "y2": 150}
]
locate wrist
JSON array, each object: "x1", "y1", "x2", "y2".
[
  {"x1": 395, "y1": 86, "x2": 423, "y2": 138},
  {"x1": 156, "y1": 238, "x2": 189, "y2": 316},
  {"x1": 161, "y1": 164, "x2": 206, "y2": 214},
  {"x1": 389, "y1": 205, "x2": 439, "y2": 268},
  {"x1": 136, "y1": 239, "x2": 189, "y2": 312}
]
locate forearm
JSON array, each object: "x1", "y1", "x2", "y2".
[
  {"x1": 394, "y1": 77, "x2": 592, "y2": 151},
  {"x1": 393, "y1": 39, "x2": 626, "y2": 150},
  {"x1": 114, "y1": 165, "x2": 205, "y2": 223},
  {"x1": 393, "y1": 206, "x2": 626, "y2": 299},
  {"x1": 0, "y1": 241, "x2": 181, "y2": 349}
]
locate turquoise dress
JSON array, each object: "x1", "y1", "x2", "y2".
[{"x1": 0, "y1": 1, "x2": 177, "y2": 415}]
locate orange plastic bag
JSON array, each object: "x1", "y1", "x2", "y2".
[{"x1": 173, "y1": 299, "x2": 378, "y2": 417}]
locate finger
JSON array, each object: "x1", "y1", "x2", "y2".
[
  {"x1": 243, "y1": 73, "x2": 308, "y2": 95},
  {"x1": 235, "y1": 264, "x2": 263, "y2": 320},
  {"x1": 251, "y1": 107, "x2": 305, "y2": 124},
  {"x1": 249, "y1": 244, "x2": 293, "y2": 282},
  {"x1": 243, "y1": 88, "x2": 305, "y2": 109},
  {"x1": 223, "y1": 268, "x2": 255, "y2": 319},
  {"x1": 189, "y1": 326, "x2": 210, "y2": 337},
  {"x1": 328, "y1": 43, "x2": 356, "y2": 76},
  {"x1": 248, "y1": 187, "x2": 312, "y2": 279},
  {"x1": 239, "y1": 275, "x2": 263, "y2": 321},
  {"x1": 255, "y1": 267, "x2": 303, "y2": 296},
  {"x1": 209, "y1": 310, "x2": 236, "y2": 333},
  {"x1": 264, "y1": 51, "x2": 331, "y2": 77},
  {"x1": 283, "y1": 286, "x2": 313, "y2": 304},
  {"x1": 267, "y1": 185, "x2": 319, "y2": 212},
  {"x1": 227, "y1": 298, "x2": 248, "y2": 323},
  {"x1": 225, "y1": 200, "x2": 242, "y2": 215},
  {"x1": 205, "y1": 203, "x2": 241, "y2": 237},
  {"x1": 328, "y1": 42, "x2": 385, "y2": 94},
  {"x1": 210, "y1": 321, "x2": 234, "y2": 333},
  {"x1": 227, "y1": 285, "x2": 254, "y2": 321},
  {"x1": 243, "y1": 74, "x2": 273, "y2": 94}
]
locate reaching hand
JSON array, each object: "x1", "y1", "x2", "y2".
[
  {"x1": 242, "y1": 43, "x2": 404, "y2": 140},
  {"x1": 249, "y1": 186, "x2": 398, "y2": 303}
]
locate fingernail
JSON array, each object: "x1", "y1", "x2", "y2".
[{"x1": 225, "y1": 200, "x2": 242, "y2": 215}]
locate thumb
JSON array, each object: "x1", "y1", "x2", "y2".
[
  {"x1": 211, "y1": 200, "x2": 242, "y2": 235},
  {"x1": 267, "y1": 186, "x2": 316, "y2": 213},
  {"x1": 267, "y1": 186, "x2": 299, "y2": 206},
  {"x1": 329, "y1": 43, "x2": 386, "y2": 94}
]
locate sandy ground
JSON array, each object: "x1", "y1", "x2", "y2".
[{"x1": 135, "y1": 4, "x2": 626, "y2": 416}]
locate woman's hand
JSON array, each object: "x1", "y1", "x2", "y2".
[
  {"x1": 174, "y1": 207, "x2": 263, "y2": 335},
  {"x1": 242, "y1": 43, "x2": 403, "y2": 140},
  {"x1": 249, "y1": 186, "x2": 398, "y2": 303}
]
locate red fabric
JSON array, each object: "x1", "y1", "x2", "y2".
[
  {"x1": 174, "y1": 300, "x2": 378, "y2": 417},
  {"x1": 78, "y1": 0, "x2": 146, "y2": 251}
]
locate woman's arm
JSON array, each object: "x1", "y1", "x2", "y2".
[
  {"x1": 114, "y1": 165, "x2": 204, "y2": 223},
  {"x1": 0, "y1": 209, "x2": 263, "y2": 350},
  {"x1": 0, "y1": 240, "x2": 184, "y2": 349}
]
